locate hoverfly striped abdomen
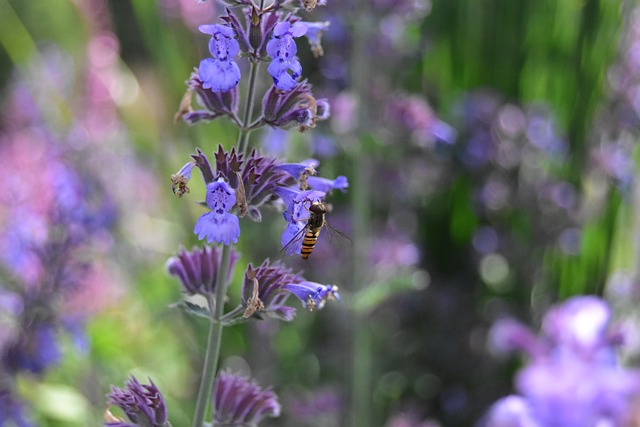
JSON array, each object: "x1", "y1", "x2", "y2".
[{"x1": 300, "y1": 202, "x2": 326, "y2": 260}]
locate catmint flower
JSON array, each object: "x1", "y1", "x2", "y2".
[
  {"x1": 184, "y1": 146, "x2": 290, "y2": 222},
  {"x1": 171, "y1": 161, "x2": 195, "y2": 197},
  {"x1": 176, "y1": 70, "x2": 238, "y2": 125},
  {"x1": 275, "y1": 187, "x2": 326, "y2": 255},
  {"x1": 307, "y1": 175, "x2": 349, "y2": 193},
  {"x1": 300, "y1": 0, "x2": 327, "y2": 12},
  {"x1": 166, "y1": 245, "x2": 239, "y2": 297},
  {"x1": 483, "y1": 296, "x2": 640, "y2": 427},
  {"x1": 105, "y1": 376, "x2": 170, "y2": 427},
  {"x1": 275, "y1": 160, "x2": 318, "y2": 189},
  {"x1": 212, "y1": 370, "x2": 281, "y2": 426},
  {"x1": 241, "y1": 260, "x2": 307, "y2": 321},
  {"x1": 261, "y1": 81, "x2": 329, "y2": 131},
  {"x1": 267, "y1": 21, "x2": 307, "y2": 91},
  {"x1": 301, "y1": 21, "x2": 330, "y2": 57},
  {"x1": 198, "y1": 24, "x2": 241, "y2": 92},
  {"x1": 194, "y1": 177, "x2": 240, "y2": 245},
  {"x1": 282, "y1": 281, "x2": 340, "y2": 311}
]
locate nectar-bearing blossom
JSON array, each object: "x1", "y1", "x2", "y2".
[
  {"x1": 275, "y1": 187, "x2": 326, "y2": 256},
  {"x1": 241, "y1": 260, "x2": 305, "y2": 321},
  {"x1": 105, "y1": 376, "x2": 170, "y2": 427},
  {"x1": 482, "y1": 296, "x2": 640, "y2": 427},
  {"x1": 212, "y1": 371, "x2": 281, "y2": 426},
  {"x1": 175, "y1": 70, "x2": 239, "y2": 125},
  {"x1": 198, "y1": 24, "x2": 241, "y2": 92},
  {"x1": 283, "y1": 281, "x2": 340, "y2": 311},
  {"x1": 194, "y1": 178, "x2": 240, "y2": 245},
  {"x1": 267, "y1": 21, "x2": 307, "y2": 91}
]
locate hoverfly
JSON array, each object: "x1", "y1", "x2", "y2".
[{"x1": 281, "y1": 200, "x2": 351, "y2": 260}]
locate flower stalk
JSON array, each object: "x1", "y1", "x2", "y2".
[
  {"x1": 238, "y1": 61, "x2": 260, "y2": 156},
  {"x1": 192, "y1": 244, "x2": 232, "y2": 427}
]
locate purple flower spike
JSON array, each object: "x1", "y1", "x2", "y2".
[
  {"x1": 166, "y1": 245, "x2": 239, "y2": 297},
  {"x1": 307, "y1": 175, "x2": 349, "y2": 193},
  {"x1": 198, "y1": 24, "x2": 241, "y2": 92},
  {"x1": 213, "y1": 371, "x2": 281, "y2": 426},
  {"x1": 194, "y1": 178, "x2": 240, "y2": 245},
  {"x1": 267, "y1": 22, "x2": 307, "y2": 91},
  {"x1": 105, "y1": 376, "x2": 169, "y2": 427},
  {"x1": 282, "y1": 281, "x2": 340, "y2": 311}
]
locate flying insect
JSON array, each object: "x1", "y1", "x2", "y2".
[{"x1": 281, "y1": 201, "x2": 351, "y2": 260}]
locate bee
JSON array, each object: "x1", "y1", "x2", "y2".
[{"x1": 281, "y1": 201, "x2": 350, "y2": 260}]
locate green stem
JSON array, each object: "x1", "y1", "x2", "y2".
[
  {"x1": 238, "y1": 61, "x2": 261, "y2": 156},
  {"x1": 192, "y1": 245, "x2": 232, "y2": 427},
  {"x1": 349, "y1": 1, "x2": 373, "y2": 426}
]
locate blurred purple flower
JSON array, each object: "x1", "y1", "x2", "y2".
[
  {"x1": 4, "y1": 324, "x2": 61, "y2": 375},
  {"x1": 106, "y1": 376, "x2": 169, "y2": 427},
  {"x1": 301, "y1": 21, "x2": 330, "y2": 57},
  {"x1": 198, "y1": 24, "x2": 241, "y2": 92},
  {"x1": 212, "y1": 370, "x2": 280, "y2": 425},
  {"x1": 166, "y1": 245, "x2": 240, "y2": 297},
  {"x1": 194, "y1": 178, "x2": 240, "y2": 245},
  {"x1": 0, "y1": 391, "x2": 31, "y2": 427},
  {"x1": 267, "y1": 21, "x2": 307, "y2": 91},
  {"x1": 484, "y1": 296, "x2": 640, "y2": 427}
]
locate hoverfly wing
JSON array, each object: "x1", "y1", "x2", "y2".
[
  {"x1": 322, "y1": 221, "x2": 352, "y2": 249},
  {"x1": 277, "y1": 222, "x2": 308, "y2": 259}
]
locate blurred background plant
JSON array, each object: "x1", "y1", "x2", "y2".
[{"x1": 1, "y1": 0, "x2": 640, "y2": 426}]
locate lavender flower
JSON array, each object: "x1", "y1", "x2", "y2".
[
  {"x1": 307, "y1": 175, "x2": 349, "y2": 193},
  {"x1": 174, "y1": 146, "x2": 290, "y2": 226},
  {"x1": 267, "y1": 21, "x2": 307, "y2": 91},
  {"x1": 212, "y1": 370, "x2": 281, "y2": 426},
  {"x1": 171, "y1": 161, "x2": 195, "y2": 197},
  {"x1": 198, "y1": 24, "x2": 241, "y2": 92},
  {"x1": 166, "y1": 245, "x2": 240, "y2": 297},
  {"x1": 105, "y1": 376, "x2": 170, "y2": 427},
  {"x1": 241, "y1": 260, "x2": 305, "y2": 321},
  {"x1": 176, "y1": 70, "x2": 239, "y2": 125},
  {"x1": 261, "y1": 81, "x2": 329, "y2": 131},
  {"x1": 282, "y1": 281, "x2": 340, "y2": 311},
  {"x1": 275, "y1": 187, "x2": 326, "y2": 255},
  {"x1": 483, "y1": 296, "x2": 640, "y2": 427},
  {"x1": 301, "y1": 21, "x2": 330, "y2": 57},
  {"x1": 195, "y1": 178, "x2": 241, "y2": 245}
]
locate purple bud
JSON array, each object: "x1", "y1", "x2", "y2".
[
  {"x1": 106, "y1": 376, "x2": 169, "y2": 427},
  {"x1": 213, "y1": 371, "x2": 281, "y2": 425},
  {"x1": 261, "y1": 81, "x2": 328, "y2": 131},
  {"x1": 166, "y1": 245, "x2": 239, "y2": 297}
]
